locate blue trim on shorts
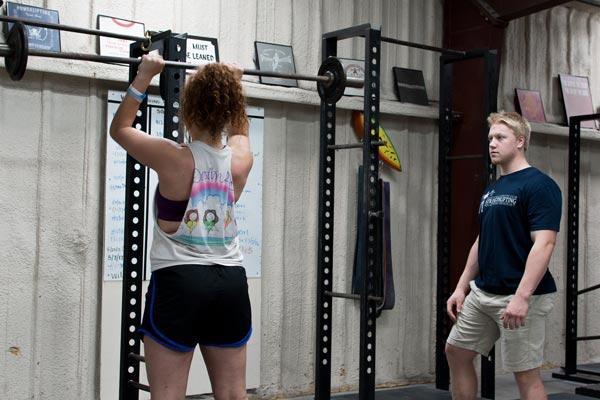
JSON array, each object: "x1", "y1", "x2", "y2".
[
  {"x1": 200, "y1": 326, "x2": 253, "y2": 348},
  {"x1": 138, "y1": 328, "x2": 195, "y2": 353},
  {"x1": 142, "y1": 278, "x2": 195, "y2": 353}
]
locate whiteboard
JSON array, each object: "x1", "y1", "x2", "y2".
[{"x1": 103, "y1": 91, "x2": 263, "y2": 279}]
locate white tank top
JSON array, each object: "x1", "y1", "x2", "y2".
[{"x1": 149, "y1": 140, "x2": 243, "y2": 272}]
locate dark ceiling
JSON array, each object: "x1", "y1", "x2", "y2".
[
  {"x1": 578, "y1": 0, "x2": 600, "y2": 6},
  {"x1": 468, "y1": 0, "x2": 581, "y2": 23}
]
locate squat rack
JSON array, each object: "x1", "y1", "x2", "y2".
[
  {"x1": 313, "y1": 24, "x2": 500, "y2": 400},
  {"x1": 314, "y1": 24, "x2": 382, "y2": 400},
  {"x1": 552, "y1": 113, "x2": 600, "y2": 394},
  {"x1": 436, "y1": 48, "x2": 499, "y2": 399}
]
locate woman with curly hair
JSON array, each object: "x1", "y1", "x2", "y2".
[{"x1": 110, "y1": 53, "x2": 253, "y2": 400}]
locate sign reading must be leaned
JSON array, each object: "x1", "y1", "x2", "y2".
[{"x1": 186, "y1": 36, "x2": 219, "y2": 65}]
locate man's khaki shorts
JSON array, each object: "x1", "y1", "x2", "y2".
[{"x1": 446, "y1": 281, "x2": 556, "y2": 372}]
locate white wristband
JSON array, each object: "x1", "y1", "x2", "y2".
[{"x1": 127, "y1": 85, "x2": 146, "y2": 102}]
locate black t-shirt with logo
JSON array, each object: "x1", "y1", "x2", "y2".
[{"x1": 474, "y1": 167, "x2": 562, "y2": 295}]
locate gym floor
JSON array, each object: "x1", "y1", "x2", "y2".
[
  {"x1": 278, "y1": 368, "x2": 590, "y2": 400},
  {"x1": 184, "y1": 368, "x2": 593, "y2": 399}
]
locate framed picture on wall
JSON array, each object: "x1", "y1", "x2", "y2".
[
  {"x1": 339, "y1": 58, "x2": 365, "y2": 97},
  {"x1": 5, "y1": 2, "x2": 61, "y2": 52},
  {"x1": 97, "y1": 15, "x2": 145, "y2": 57},
  {"x1": 392, "y1": 67, "x2": 429, "y2": 106},
  {"x1": 559, "y1": 74, "x2": 598, "y2": 129},
  {"x1": 514, "y1": 88, "x2": 546, "y2": 123},
  {"x1": 254, "y1": 41, "x2": 297, "y2": 87}
]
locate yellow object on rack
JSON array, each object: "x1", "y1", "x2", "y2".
[{"x1": 351, "y1": 111, "x2": 402, "y2": 171}]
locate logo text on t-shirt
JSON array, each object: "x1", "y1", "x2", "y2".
[{"x1": 479, "y1": 190, "x2": 518, "y2": 213}]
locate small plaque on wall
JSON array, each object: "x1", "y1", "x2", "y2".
[
  {"x1": 559, "y1": 74, "x2": 598, "y2": 129},
  {"x1": 514, "y1": 88, "x2": 546, "y2": 123},
  {"x1": 97, "y1": 15, "x2": 145, "y2": 57},
  {"x1": 5, "y1": 2, "x2": 61, "y2": 52},
  {"x1": 392, "y1": 67, "x2": 428, "y2": 106},
  {"x1": 339, "y1": 58, "x2": 365, "y2": 97},
  {"x1": 254, "y1": 41, "x2": 297, "y2": 87}
]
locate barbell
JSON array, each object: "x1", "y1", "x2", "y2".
[{"x1": 0, "y1": 21, "x2": 363, "y2": 103}]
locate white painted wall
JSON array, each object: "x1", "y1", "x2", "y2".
[
  {"x1": 0, "y1": 72, "x2": 104, "y2": 400},
  {"x1": 4, "y1": 0, "x2": 600, "y2": 399}
]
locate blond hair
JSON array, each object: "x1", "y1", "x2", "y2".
[{"x1": 487, "y1": 111, "x2": 531, "y2": 150}]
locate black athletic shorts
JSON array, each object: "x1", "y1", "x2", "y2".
[{"x1": 139, "y1": 264, "x2": 252, "y2": 352}]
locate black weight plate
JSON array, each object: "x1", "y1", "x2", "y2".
[
  {"x1": 317, "y1": 56, "x2": 346, "y2": 103},
  {"x1": 6, "y1": 22, "x2": 28, "y2": 81}
]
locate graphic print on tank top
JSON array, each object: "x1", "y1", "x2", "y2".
[{"x1": 175, "y1": 166, "x2": 237, "y2": 248}]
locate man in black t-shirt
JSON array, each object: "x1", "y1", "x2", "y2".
[{"x1": 445, "y1": 111, "x2": 562, "y2": 400}]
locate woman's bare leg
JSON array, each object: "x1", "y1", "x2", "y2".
[
  {"x1": 144, "y1": 336, "x2": 194, "y2": 400},
  {"x1": 200, "y1": 345, "x2": 247, "y2": 400}
]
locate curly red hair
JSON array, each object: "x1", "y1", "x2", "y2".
[{"x1": 181, "y1": 63, "x2": 247, "y2": 140}]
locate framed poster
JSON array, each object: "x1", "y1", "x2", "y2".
[
  {"x1": 97, "y1": 15, "x2": 145, "y2": 57},
  {"x1": 514, "y1": 88, "x2": 546, "y2": 123},
  {"x1": 5, "y1": 2, "x2": 61, "y2": 52},
  {"x1": 339, "y1": 58, "x2": 365, "y2": 97},
  {"x1": 186, "y1": 35, "x2": 219, "y2": 66},
  {"x1": 392, "y1": 67, "x2": 429, "y2": 106},
  {"x1": 559, "y1": 74, "x2": 598, "y2": 129},
  {"x1": 254, "y1": 41, "x2": 297, "y2": 87}
]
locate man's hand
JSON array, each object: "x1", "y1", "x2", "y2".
[
  {"x1": 500, "y1": 294, "x2": 529, "y2": 329},
  {"x1": 447, "y1": 290, "x2": 466, "y2": 322}
]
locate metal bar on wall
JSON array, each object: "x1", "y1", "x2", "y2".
[
  {"x1": 314, "y1": 31, "x2": 338, "y2": 400},
  {"x1": 565, "y1": 120, "x2": 581, "y2": 375},
  {"x1": 552, "y1": 113, "x2": 600, "y2": 384},
  {"x1": 314, "y1": 23, "x2": 382, "y2": 400},
  {"x1": 480, "y1": 48, "x2": 499, "y2": 400},
  {"x1": 435, "y1": 49, "x2": 499, "y2": 398},
  {"x1": 118, "y1": 32, "x2": 187, "y2": 400},
  {"x1": 578, "y1": 283, "x2": 600, "y2": 295},
  {"x1": 162, "y1": 34, "x2": 187, "y2": 142},
  {"x1": 358, "y1": 25, "x2": 381, "y2": 400},
  {"x1": 482, "y1": 49, "x2": 499, "y2": 185},
  {"x1": 321, "y1": 23, "x2": 372, "y2": 40},
  {"x1": 435, "y1": 57, "x2": 454, "y2": 391},
  {"x1": 118, "y1": 41, "x2": 148, "y2": 400}
]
